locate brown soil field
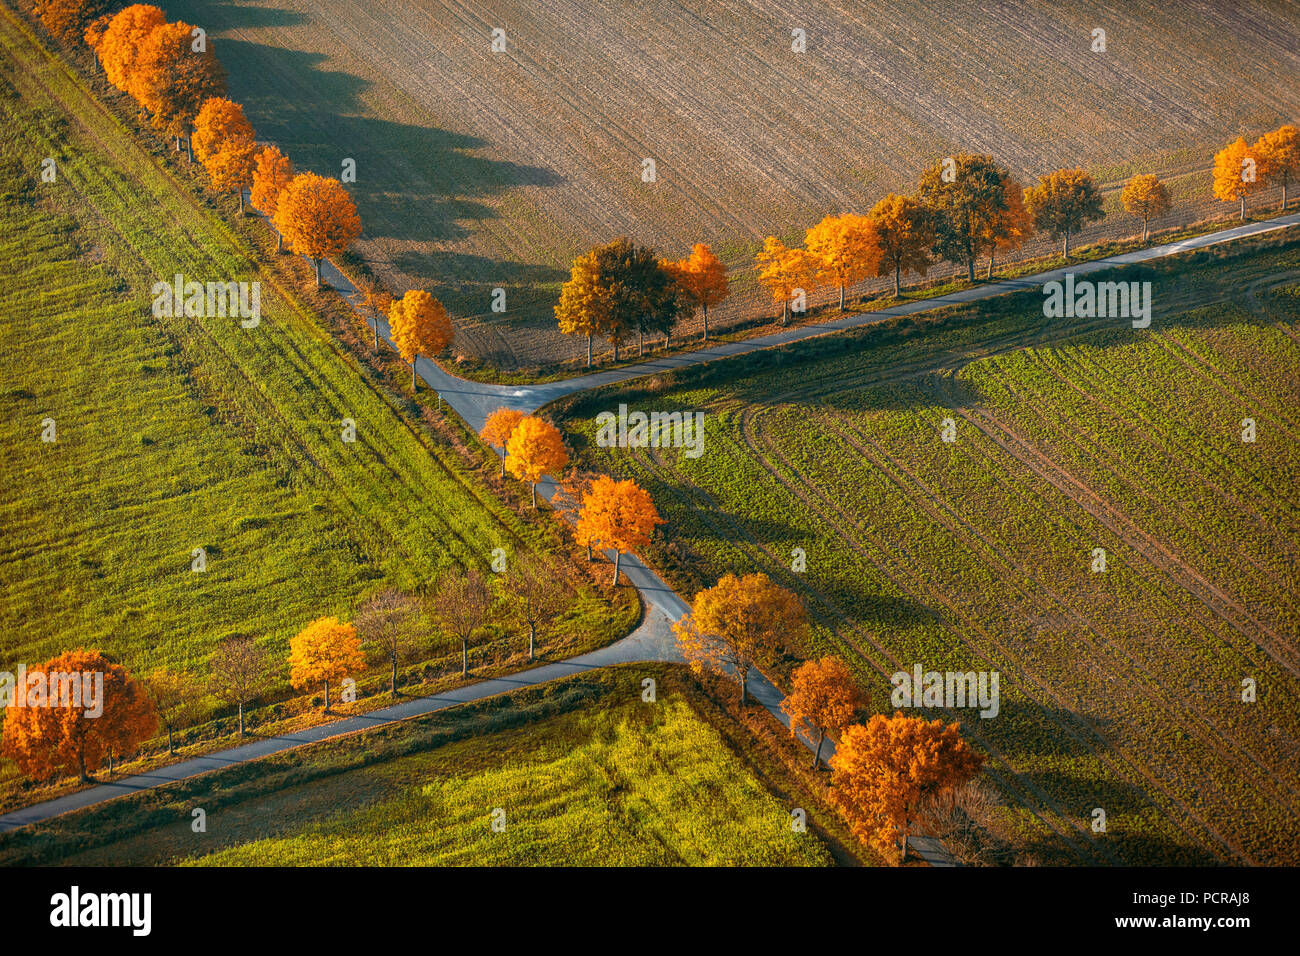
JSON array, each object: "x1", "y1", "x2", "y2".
[{"x1": 168, "y1": 0, "x2": 1300, "y2": 369}]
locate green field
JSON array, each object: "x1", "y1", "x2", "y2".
[
  {"x1": 0, "y1": 667, "x2": 834, "y2": 867},
  {"x1": 556, "y1": 237, "x2": 1300, "y2": 866},
  {"x1": 0, "y1": 12, "x2": 630, "y2": 753}
]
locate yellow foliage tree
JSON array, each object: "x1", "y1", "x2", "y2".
[
  {"x1": 1212, "y1": 137, "x2": 1263, "y2": 220},
  {"x1": 781, "y1": 656, "x2": 862, "y2": 768},
  {"x1": 272, "y1": 172, "x2": 362, "y2": 286},
  {"x1": 289, "y1": 616, "x2": 364, "y2": 713},
  {"x1": 506, "y1": 415, "x2": 569, "y2": 508},
  {"x1": 1256, "y1": 124, "x2": 1300, "y2": 212},
  {"x1": 1120, "y1": 173, "x2": 1172, "y2": 242},
  {"x1": 388, "y1": 289, "x2": 453, "y2": 390},
  {"x1": 674, "y1": 572, "x2": 805, "y2": 705},
  {"x1": 980, "y1": 174, "x2": 1034, "y2": 277},
  {"x1": 830, "y1": 713, "x2": 984, "y2": 863},
  {"x1": 755, "y1": 236, "x2": 816, "y2": 324},
  {"x1": 575, "y1": 474, "x2": 663, "y2": 586},
  {"x1": 869, "y1": 194, "x2": 934, "y2": 296},
  {"x1": 191, "y1": 96, "x2": 253, "y2": 166},
  {"x1": 94, "y1": 4, "x2": 165, "y2": 98},
  {"x1": 480, "y1": 406, "x2": 526, "y2": 477},
  {"x1": 555, "y1": 248, "x2": 607, "y2": 367},
  {"x1": 1025, "y1": 168, "x2": 1104, "y2": 259},
  {"x1": 806, "y1": 213, "x2": 882, "y2": 311}
]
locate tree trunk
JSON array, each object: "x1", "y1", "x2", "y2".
[
  {"x1": 638, "y1": 329, "x2": 643, "y2": 355},
  {"x1": 237, "y1": 189, "x2": 244, "y2": 214},
  {"x1": 530, "y1": 481, "x2": 538, "y2": 508},
  {"x1": 186, "y1": 137, "x2": 192, "y2": 163},
  {"x1": 108, "y1": 749, "x2": 114, "y2": 776},
  {"x1": 738, "y1": 671, "x2": 747, "y2": 706},
  {"x1": 665, "y1": 332, "x2": 671, "y2": 350},
  {"x1": 613, "y1": 339, "x2": 619, "y2": 361},
  {"x1": 411, "y1": 361, "x2": 417, "y2": 391},
  {"x1": 529, "y1": 622, "x2": 536, "y2": 661},
  {"x1": 1283, "y1": 181, "x2": 1288, "y2": 212},
  {"x1": 373, "y1": 312, "x2": 380, "y2": 349},
  {"x1": 611, "y1": 550, "x2": 621, "y2": 586},
  {"x1": 324, "y1": 682, "x2": 331, "y2": 714},
  {"x1": 276, "y1": 231, "x2": 283, "y2": 253},
  {"x1": 703, "y1": 303, "x2": 709, "y2": 341},
  {"x1": 585, "y1": 543, "x2": 592, "y2": 562},
  {"x1": 838, "y1": 283, "x2": 845, "y2": 311},
  {"x1": 586, "y1": 334, "x2": 592, "y2": 368},
  {"x1": 500, "y1": 453, "x2": 507, "y2": 478},
  {"x1": 168, "y1": 727, "x2": 175, "y2": 755},
  {"x1": 895, "y1": 262, "x2": 901, "y2": 297},
  {"x1": 812, "y1": 730, "x2": 824, "y2": 769},
  {"x1": 1142, "y1": 217, "x2": 1149, "y2": 243},
  {"x1": 1240, "y1": 195, "x2": 1246, "y2": 220},
  {"x1": 314, "y1": 257, "x2": 322, "y2": 286},
  {"x1": 782, "y1": 300, "x2": 788, "y2": 325},
  {"x1": 987, "y1": 250, "x2": 995, "y2": 281},
  {"x1": 461, "y1": 639, "x2": 469, "y2": 677},
  {"x1": 391, "y1": 658, "x2": 398, "y2": 697},
  {"x1": 967, "y1": 254, "x2": 975, "y2": 282},
  {"x1": 1063, "y1": 232, "x2": 1070, "y2": 260},
  {"x1": 238, "y1": 700, "x2": 245, "y2": 737}
]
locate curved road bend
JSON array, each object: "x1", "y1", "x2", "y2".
[{"x1": 3, "y1": 212, "x2": 1295, "y2": 862}]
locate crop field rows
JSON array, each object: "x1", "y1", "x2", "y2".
[
  {"x1": 560, "y1": 240, "x2": 1300, "y2": 864},
  {"x1": 163, "y1": 0, "x2": 1300, "y2": 368}
]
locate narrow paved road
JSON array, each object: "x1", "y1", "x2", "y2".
[{"x1": 4, "y1": 211, "x2": 1294, "y2": 864}]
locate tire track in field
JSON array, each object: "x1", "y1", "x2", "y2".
[
  {"x1": 626, "y1": 417, "x2": 1105, "y2": 863},
  {"x1": 822, "y1": 407, "x2": 1300, "y2": 838}
]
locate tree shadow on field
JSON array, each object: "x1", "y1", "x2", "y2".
[
  {"x1": 201, "y1": 37, "x2": 562, "y2": 245},
  {"x1": 391, "y1": 249, "x2": 566, "y2": 329},
  {"x1": 166, "y1": 0, "x2": 309, "y2": 30}
]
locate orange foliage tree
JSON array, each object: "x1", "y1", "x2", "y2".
[
  {"x1": 250, "y1": 145, "x2": 294, "y2": 250},
  {"x1": 1256, "y1": 124, "x2": 1300, "y2": 212},
  {"x1": 506, "y1": 415, "x2": 569, "y2": 507},
  {"x1": 781, "y1": 656, "x2": 862, "y2": 768},
  {"x1": 206, "y1": 138, "x2": 258, "y2": 213},
  {"x1": 664, "y1": 243, "x2": 729, "y2": 341},
  {"x1": 388, "y1": 289, "x2": 453, "y2": 390},
  {"x1": 134, "y1": 19, "x2": 226, "y2": 159},
  {"x1": 673, "y1": 572, "x2": 805, "y2": 705},
  {"x1": 981, "y1": 173, "x2": 1034, "y2": 277},
  {"x1": 289, "y1": 617, "x2": 365, "y2": 713},
  {"x1": 806, "y1": 213, "x2": 881, "y2": 311},
  {"x1": 1025, "y1": 168, "x2": 1104, "y2": 259},
  {"x1": 272, "y1": 172, "x2": 362, "y2": 287},
  {"x1": 575, "y1": 474, "x2": 663, "y2": 586},
  {"x1": 1, "y1": 649, "x2": 156, "y2": 782},
  {"x1": 37, "y1": 0, "x2": 115, "y2": 43},
  {"x1": 1213, "y1": 137, "x2": 1264, "y2": 221},
  {"x1": 191, "y1": 96, "x2": 253, "y2": 165},
  {"x1": 480, "y1": 406, "x2": 525, "y2": 477},
  {"x1": 869, "y1": 194, "x2": 934, "y2": 296},
  {"x1": 94, "y1": 4, "x2": 165, "y2": 98},
  {"x1": 755, "y1": 236, "x2": 816, "y2": 324},
  {"x1": 1120, "y1": 173, "x2": 1172, "y2": 243},
  {"x1": 830, "y1": 713, "x2": 984, "y2": 863}
]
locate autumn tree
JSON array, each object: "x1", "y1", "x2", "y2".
[
  {"x1": 146, "y1": 667, "x2": 203, "y2": 755},
  {"x1": 433, "y1": 567, "x2": 492, "y2": 678},
  {"x1": 250, "y1": 145, "x2": 294, "y2": 251},
  {"x1": 1, "y1": 649, "x2": 156, "y2": 782},
  {"x1": 134, "y1": 19, "x2": 226, "y2": 159},
  {"x1": 354, "y1": 272, "x2": 392, "y2": 350},
  {"x1": 83, "y1": 14, "x2": 112, "y2": 71},
  {"x1": 664, "y1": 243, "x2": 729, "y2": 341},
  {"x1": 1025, "y1": 168, "x2": 1105, "y2": 259},
  {"x1": 918, "y1": 153, "x2": 1008, "y2": 281},
  {"x1": 353, "y1": 587, "x2": 422, "y2": 697},
  {"x1": 1213, "y1": 137, "x2": 1264, "y2": 221},
  {"x1": 831, "y1": 714, "x2": 984, "y2": 863},
  {"x1": 205, "y1": 138, "x2": 258, "y2": 213},
  {"x1": 674, "y1": 572, "x2": 805, "y2": 705},
  {"x1": 208, "y1": 635, "x2": 269, "y2": 737},
  {"x1": 1120, "y1": 173, "x2": 1172, "y2": 243},
  {"x1": 553, "y1": 469, "x2": 600, "y2": 560},
  {"x1": 271, "y1": 172, "x2": 362, "y2": 286},
  {"x1": 37, "y1": 0, "x2": 115, "y2": 44},
  {"x1": 506, "y1": 415, "x2": 569, "y2": 507},
  {"x1": 805, "y1": 213, "x2": 881, "y2": 311},
  {"x1": 191, "y1": 96, "x2": 253, "y2": 165},
  {"x1": 755, "y1": 236, "x2": 816, "y2": 324},
  {"x1": 1257, "y1": 124, "x2": 1300, "y2": 212},
  {"x1": 781, "y1": 656, "x2": 862, "y2": 769},
  {"x1": 389, "y1": 289, "x2": 453, "y2": 390},
  {"x1": 981, "y1": 173, "x2": 1034, "y2": 278},
  {"x1": 509, "y1": 552, "x2": 568, "y2": 660},
  {"x1": 575, "y1": 474, "x2": 663, "y2": 586},
  {"x1": 480, "y1": 406, "x2": 525, "y2": 478},
  {"x1": 289, "y1": 617, "x2": 365, "y2": 713},
  {"x1": 94, "y1": 4, "x2": 165, "y2": 98},
  {"x1": 869, "y1": 194, "x2": 934, "y2": 297},
  {"x1": 555, "y1": 248, "x2": 604, "y2": 367}
]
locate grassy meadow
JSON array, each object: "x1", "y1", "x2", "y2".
[
  {"x1": 555, "y1": 236, "x2": 1300, "y2": 866},
  {"x1": 0, "y1": 667, "x2": 836, "y2": 867}
]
